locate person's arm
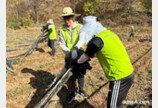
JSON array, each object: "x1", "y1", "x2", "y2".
[
  {"x1": 48, "y1": 25, "x2": 56, "y2": 37},
  {"x1": 42, "y1": 25, "x2": 49, "y2": 32},
  {"x1": 77, "y1": 37, "x2": 103, "y2": 64},
  {"x1": 75, "y1": 25, "x2": 84, "y2": 49},
  {"x1": 52, "y1": 25, "x2": 57, "y2": 38},
  {"x1": 59, "y1": 30, "x2": 71, "y2": 55},
  {"x1": 71, "y1": 31, "x2": 85, "y2": 59},
  {"x1": 47, "y1": 28, "x2": 52, "y2": 36},
  {"x1": 75, "y1": 31, "x2": 85, "y2": 49}
]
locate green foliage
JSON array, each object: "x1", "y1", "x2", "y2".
[
  {"x1": 83, "y1": 1, "x2": 96, "y2": 15},
  {"x1": 83, "y1": 0, "x2": 108, "y2": 16},
  {"x1": 21, "y1": 17, "x2": 34, "y2": 28},
  {"x1": 8, "y1": 18, "x2": 21, "y2": 30},
  {"x1": 142, "y1": 0, "x2": 152, "y2": 11},
  {"x1": 12, "y1": 0, "x2": 20, "y2": 5},
  {"x1": 121, "y1": 13, "x2": 129, "y2": 18},
  {"x1": 8, "y1": 17, "x2": 34, "y2": 29}
]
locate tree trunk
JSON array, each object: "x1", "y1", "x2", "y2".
[
  {"x1": 36, "y1": 11, "x2": 38, "y2": 24},
  {"x1": 34, "y1": 4, "x2": 38, "y2": 24}
]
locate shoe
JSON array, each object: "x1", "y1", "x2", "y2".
[
  {"x1": 51, "y1": 55, "x2": 55, "y2": 58},
  {"x1": 79, "y1": 90, "x2": 89, "y2": 99},
  {"x1": 66, "y1": 91, "x2": 76, "y2": 103}
]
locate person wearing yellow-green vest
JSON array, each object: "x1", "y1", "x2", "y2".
[
  {"x1": 58, "y1": 7, "x2": 88, "y2": 103},
  {"x1": 77, "y1": 16, "x2": 134, "y2": 108},
  {"x1": 42, "y1": 19, "x2": 57, "y2": 56},
  {"x1": 130, "y1": 25, "x2": 134, "y2": 38}
]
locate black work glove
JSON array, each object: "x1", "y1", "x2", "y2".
[
  {"x1": 41, "y1": 25, "x2": 49, "y2": 32},
  {"x1": 41, "y1": 26, "x2": 45, "y2": 32},
  {"x1": 41, "y1": 27, "x2": 44, "y2": 32},
  {"x1": 72, "y1": 57, "x2": 92, "y2": 76},
  {"x1": 65, "y1": 48, "x2": 92, "y2": 75}
]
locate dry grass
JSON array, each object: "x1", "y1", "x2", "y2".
[{"x1": 6, "y1": 25, "x2": 152, "y2": 108}]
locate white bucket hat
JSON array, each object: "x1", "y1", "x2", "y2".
[
  {"x1": 47, "y1": 19, "x2": 54, "y2": 24},
  {"x1": 79, "y1": 16, "x2": 106, "y2": 44},
  {"x1": 61, "y1": 7, "x2": 80, "y2": 17}
]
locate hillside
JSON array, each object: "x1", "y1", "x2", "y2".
[{"x1": 6, "y1": 0, "x2": 152, "y2": 30}]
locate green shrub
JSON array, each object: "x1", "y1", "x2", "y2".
[
  {"x1": 121, "y1": 13, "x2": 129, "y2": 18},
  {"x1": 21, "y1": 17, "x2": 34, "y2": 28},
  {"x1": 83, "y1": 1, "x2": 96, "y2": 15},
  {"x1": 142, "y1": 0, "x2": 152, "y2": 12},
  {"x1": 8, "y1": 18, "x2": 21, "y2": 30},
  {"x1": 83, "y1": 0, "x2": 107, "y2": 16}
]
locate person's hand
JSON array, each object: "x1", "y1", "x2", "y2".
[
  {"x1": 72, "y1": 58, "x2": 92, "y2": 76},
  {"x1": 71, "y1": 48, "x2": 78, "y2": 59},
  {"x1": 41, "y1": 26, "x2": 45, "y2": 32},
  {"x1": 65, "y1": 50, "x2": 71, "y2": 55}
]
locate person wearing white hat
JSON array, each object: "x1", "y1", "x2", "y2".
[
  {"x1": 58, "y1": 7, "x2": 88, "y2": 103},
  {"x1": 77, "y1": 16, "x2": 134, "y2": 108},
  {"x1": 130, "y1": 25, "x2": 134, "y2": 38},
  {"x1": 42, "y1": 19, "x2": 57, "y2": 57}
]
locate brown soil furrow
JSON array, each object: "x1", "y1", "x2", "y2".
[
  {"x1": 132, "y1": 47, "x2": 152, "y2": 65},
  {"x1": 6, "y1": 26, "x2": 152, "y2": 108},
  {"x1": 136, "y1": 57, "x2": 152, "y2": 72},
  {"x1": 75, "y1": 82, "x2": 109, "y2": 108},
  {"x1": 128, "y1": 42, "x2": 151, "y2": 60},
  {"x1": 126, "y1": 43, "x2": 138, "y2": 51},
  {"x1": 135, "y1": 35, "x2": 152, "y2": 39},
  {"x1": 87, "y1": 83, "x2": 109, "y2": 107},
  {"x1": 125, "y1": 41, "x2": 139, "y2": 50},
  {"x1": 132, "y1": 48, "x2": 152, "y2": 72}
]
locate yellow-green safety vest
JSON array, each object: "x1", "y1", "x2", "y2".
[
  {"x1": 49, "y1": 25, "x2": 57, "y2": 40},
  {"x1": 60, "y1": 23, "x2": 84, "y2": 57},
  {"x1": 131, "y1": 28, "x2": 134, "y2": 34},
  {"x1": 95, "y1": 30, "x2": 134, "y2": 81}
]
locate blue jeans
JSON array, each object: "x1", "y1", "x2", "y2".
[{"x1": 50, "y1": 39, "x2": 56, "y2": 56}]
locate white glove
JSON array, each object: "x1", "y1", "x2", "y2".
[
  {"x1": 65, "y1": 50, "x2": 71, "y2": 55},
  {"x1": 77, "y1": 54, "x2": 89, "y2": 64},
  {"x1": 71, "y1": 49, "x2": 78, "y2": 59}
]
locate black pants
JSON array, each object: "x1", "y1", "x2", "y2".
[
  {"x1": 130, "y1": 33, "x2": 134, "y2": 38},
  {"x1": 107, "y1": 72, "x2": 134, "y2": 108},
  {"x1": 50, "y1": 39, "x2": 55, "y2": 56},
  {"x1": 65, "y1": 57, "x2": 85, "y2": 92},
  {"x1": 67, "y1": 72, "x2": 85, "y2": 92}
]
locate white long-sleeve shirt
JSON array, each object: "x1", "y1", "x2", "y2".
[{"x1": 59, "y1": 21, "x2": 84, "y2": 54}]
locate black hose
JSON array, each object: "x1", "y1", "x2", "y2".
[{"x1": 6, "y1": 32, "x2": 48, "y2": 72}]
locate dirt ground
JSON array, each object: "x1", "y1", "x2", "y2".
[{"x1": 6, "y1": 25, "x2": 152, "y2": 108}]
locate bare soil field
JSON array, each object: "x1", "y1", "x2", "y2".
[{"x1": 6, "y1": 25, "x2": 152, "y2": 108}]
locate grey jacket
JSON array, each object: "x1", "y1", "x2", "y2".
[{"x1": 58, "y1": 21, "x2": 85, "y2": 55}]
